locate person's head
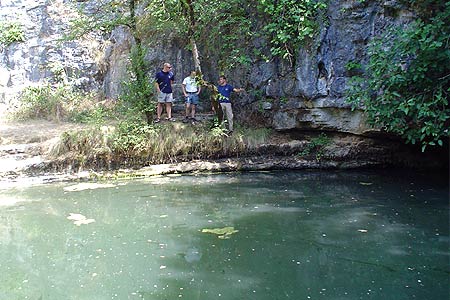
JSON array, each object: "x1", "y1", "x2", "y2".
[
  {"x1": 163, "y1": 63, "x2": 172, "y2": 72},
  {"x1": 190, "y1": 71, "x2": 196, "y2": 78},
  {"x1": 218, "y1": 76, "x2": 227, "y2": 85}
]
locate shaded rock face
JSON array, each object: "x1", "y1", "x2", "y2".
[
  {"x1": 232, "y1": 0, "x2": 416, "y2": 136},
  {"x1": 1, "y1": 0, "x2": 413, "y2": 137}
]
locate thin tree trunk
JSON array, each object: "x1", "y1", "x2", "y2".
[
  {"x1": 191, "y1": 38, "x2": 201, "y2": 73},
  {"x1": 183, "y1": 0, "x2": 222, "y2": 123}
]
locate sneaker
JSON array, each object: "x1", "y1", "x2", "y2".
[
  {"x1": 190, "y1": 117, "x2": 198, "y2": 122},
  {"x1": 169, "y1": 117, "x2": 176, "y2": 122},
  {"x1": 182, "y1": 116, "x2": 190, "y2": 123},
  {"x1": 154, "y1": 118, "x2": 161, "y2": 123},
  {"x1": 227, "y1": 130, "x2": 233, "y2": 135}
]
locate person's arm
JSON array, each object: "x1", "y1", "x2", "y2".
[
  {"x1": 197, "y1": 85, "x2": 202, "y2": 95},
  {"x1": 154, "y1": 81, "x2": 160, "y2": 93},
  {"x1": 233, "y1": 87, "x2": 244, "y2": 93},
  {"x1": 182, "y1": 83, "x2": 187, "y2": 97}
]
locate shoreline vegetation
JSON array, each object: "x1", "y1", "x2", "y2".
[
  {"x1": 1, "y1": 88, "x2": 340, "y2": 181},
  {"x1": 0, "y1": 83, "x2": 447, "y2": 188}
]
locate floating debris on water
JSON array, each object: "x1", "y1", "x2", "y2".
[
  {"x1": 64, "y1": 183, "x2": 115, "y2": 192},
  {"x1": 67, "y1": 213, "x2": 96, "y2": 226},
  {"x1": 201, "y1": 227, "x2": 239, "y2": 239}
]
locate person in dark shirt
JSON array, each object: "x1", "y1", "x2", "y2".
[
  {"x1": 154, "y1": 62, "x2": 175, "y2": 122},
  {"x1": 217, "y1": 75, "x2": 243, "y2": 134}
]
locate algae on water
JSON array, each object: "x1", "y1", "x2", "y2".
[{"x1": 201, "y1": 226, "x2": 239, "y2": 239}]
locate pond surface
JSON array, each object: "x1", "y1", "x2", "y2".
[{"x1": 0, "y1": 170, "x2": 448, "y2": 300}]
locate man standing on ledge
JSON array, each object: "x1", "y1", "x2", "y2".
[
  {"x1": 217, "y1": 75, "x2": 244, "y2": 134},
  {"x1": 182, "y1": 71, "x2": 201, "y2": 122},
  {"x1": 154, "y1": 62, "x2": 175, "y2": 123}
]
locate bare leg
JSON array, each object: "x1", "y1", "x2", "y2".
[
  {"x1": 157, "y1": 103, "x2": 163, "y2": 119},
  {"x1": 185, "y1": 103, "x2": 191, "y2": 117},
  {"x1": 191, "y1": 104, "x2": 196, "y2": 118},
  {"x1": 166, "y1": 102, "x2": 172, "y2": 119}
]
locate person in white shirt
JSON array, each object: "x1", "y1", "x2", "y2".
[{"x1": 182, "y1": 71, "x2": 201, "y2": 122}]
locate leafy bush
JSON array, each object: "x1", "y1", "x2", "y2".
[
  {"x1": 15, "y1": 85, "x2": 65, "y2": 121},
  {"x1": 68, "y1": 106, "x2": 112, "y2": 125},
  {"x1": 0, "y1": 21, "x2": 25, "y2": 46},
  {"x1": 119, "y1": 45, "x2": 155, "y2": 123},
  {"x1": 257, "y1": 0, "x2": 327, "y2": 65},
  {"x1": 299, "y1": 133, "x2": 331, "y2": 161},
  {"x1": 111, "y1": 117, "x2": 157, "y2": 154},
  {"x1": 346, "y1": 3, "x2": 450, "y2": 151},
  {"x1": 15, "y1": 84, "x2": 109, "y2": 123}
]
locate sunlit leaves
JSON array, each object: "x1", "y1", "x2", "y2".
[
  {"x1": 65, "y1": 0, "x2": 134, "y2": 40},
  {"x1": 0, "y1": 21, "x2": 25, "y2": 46},
  {"x1": 257, "y1": 0, "x2": 327, "y2": 65}
]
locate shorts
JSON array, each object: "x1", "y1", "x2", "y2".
[
  {"x1": 185, "y1": 93, "x2": 199, "y2": 105},
  {"x1": 157, "y1": 92, "x2": 173, "y2": 103}
]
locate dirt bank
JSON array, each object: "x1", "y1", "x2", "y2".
[{"x1": 0, "y1": 115, "x2": 447, "y2": 188}]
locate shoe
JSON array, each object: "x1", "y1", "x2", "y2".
[
  {"x1": 154, "y1": 118, "x2": 160, "y2": 123},
  {"x1": 182, "y1": 116, "x2": 190, "y2": 123},
  {"x1": 227, "y1": 130, "x2": 233, "y2": 135},
  {"x1": 169, "y1": 117, "x2": 176, "y2": 122},
  {"x1": 190, "y1": 117, "x2": 198, "y2": 122}
]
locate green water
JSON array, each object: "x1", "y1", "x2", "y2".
[{"x1": 0, "y1": 171, "x2": 448, "y2": 300}]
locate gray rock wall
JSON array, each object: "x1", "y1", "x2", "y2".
[
  {"x1": 0, "y1": 0, "x2": 102, "y2": 109},
  {"x1": 0, "y1": 0, "x2": 415, "y2": 137},
  {"x1": 228, "y1": 0, "x2": 415, "y2": 136}
]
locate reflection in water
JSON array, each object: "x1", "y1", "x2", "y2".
[{"x1": 0, "y1": 170, "x2": 448, "y2": 300}]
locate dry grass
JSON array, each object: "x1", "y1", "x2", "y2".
[{"x1": 50, "y1": 120, "x2": 272, "y2": 166}]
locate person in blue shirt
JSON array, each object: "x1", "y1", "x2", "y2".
[
  {"x1": 154, "y1": 62, "x2": 175, "y2": 123},
  {"x1": 217, "y1": 75, "x2": 244, "y2": 134}
]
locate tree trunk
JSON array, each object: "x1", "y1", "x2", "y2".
[
  {"x1": 191, "y1": 38, "x2": 201, "y2": 73},
  {"x1": 183, "y1": 0, "x2": 222, "y2": 123}
]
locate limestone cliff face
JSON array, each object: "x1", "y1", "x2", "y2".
[
  {"x1": 227, "y1": 0, "x2": 416, "y2": 136},
  {"x1": 0, "y1": 0, "x2": 415, "y2": 137},
  {"x1": 1, "y1": 0, "x2": 98, "y2": 101}
]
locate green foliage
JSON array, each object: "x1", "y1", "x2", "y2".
[
  {"x1": 69, "y1": 106, "x2": 111, "y2": 125},
  {"x1": 257, "y1": 0, "x2": 327, "y2": 65},
  {"x1": 111, "y1": 117, "x2": 157, "y2": 154},
  {"x1": 15, "y1": 85, "x2": 69, "y2": 121},
  {"x1": 64, "y1": 0, "x2": 132, "y2": 40},
  {"x1": 210, "y1": 121, "x2": 228, "y2": 137},
  {"x1": 15, "y1": 84, "x2": 112, "y2": 123},
  {"x1": 66, "y1": 1, "x2": 154, "y2": 122},
  {"x1": 68, "y1": 0, "x2": 327, "y2": 72},
  {"x1": 346, "y1": 4, "x2": 450, "y2": 151},
  {"x1": 119, "y1": 45, "x2": 155, "y2": 122},
  {"x1": 345, "y1": 61, "x2": 362, "y2": 72},
  {"x1": 0, "y1": 21, "x2": 25, "y2": 46},
  {"x1": 47, "y1": 61, "x2": 67, "y2": 83},
  {"x1": 299, "y1": 133, "x2": 331, "y2": 161},
  {"x1": 144, "y1": 0, "x2": 254, "y2": 71},
  {"x1": 201, "y1": 2, "x2": 254, "y2": 70}
]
